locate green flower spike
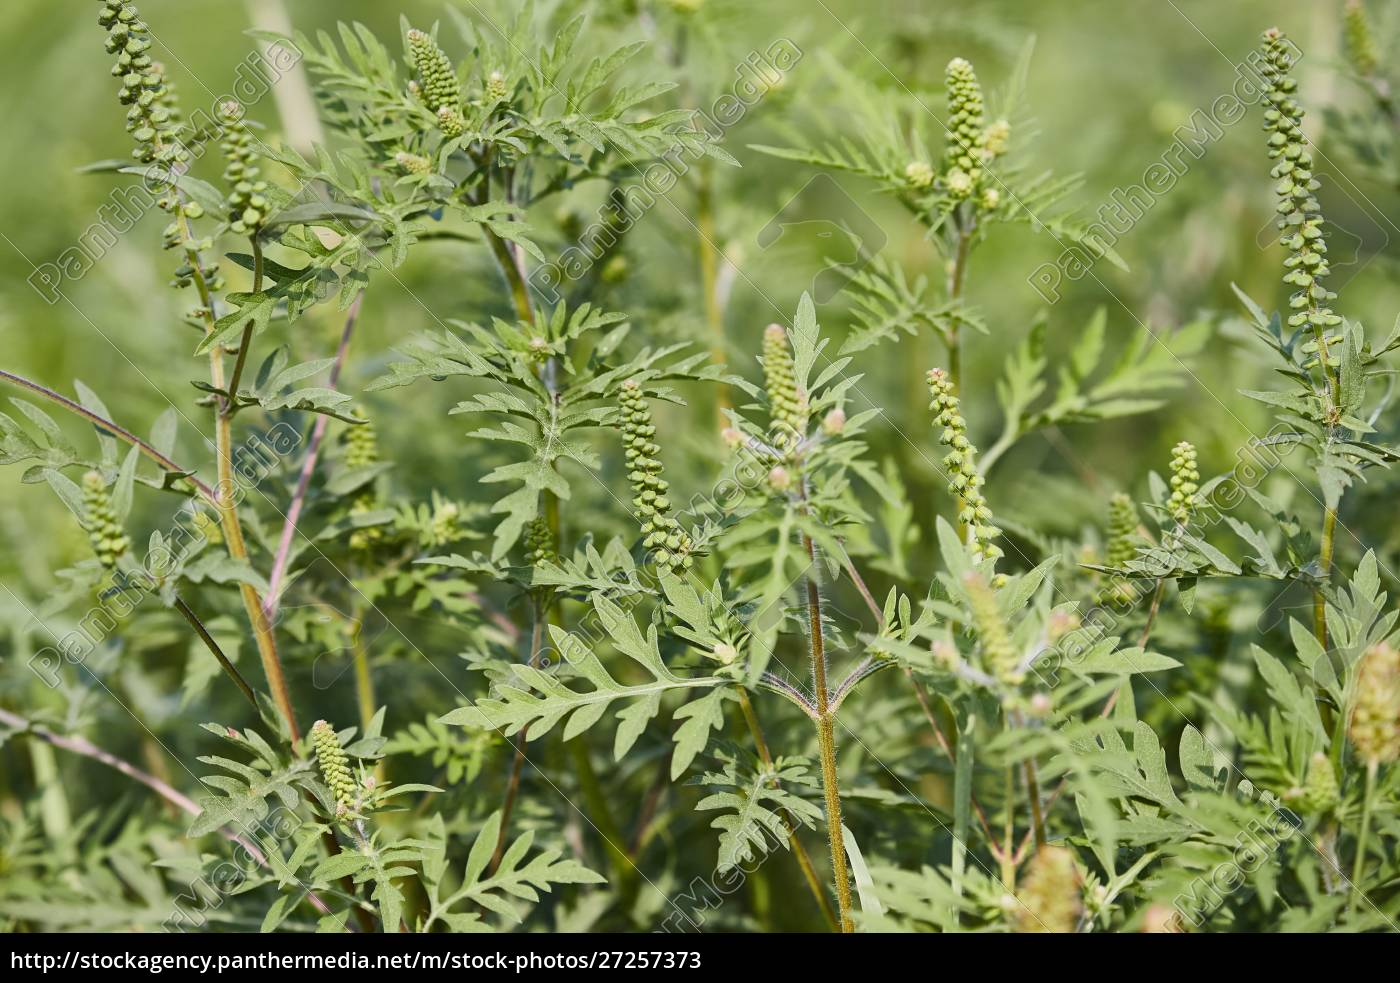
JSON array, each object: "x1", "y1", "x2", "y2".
[
  {"x1": 82, "y1": 471, "x2": 129, "y2": 570},
  {"x1": 942, "y1": 57, "x2": 986, "y2": 199},
  {"x1": 927, "y1": 368, "x2": 1002, "y2": 562},
  {"x1": 1344, "y1": 0, "x2": 1380, "y2": 77},
  {"x1": 1294, "y1": 751, "x2": 1340, "y2": 814},
  {"x1": 1013, "y1": 845, "x2": 1082, "y2": 934},
  {"x1": 407, "y1": 28, "x2": 461, "y2": 115},
  {"x1": 436, "y1": 106, "x2": 465, "y2": 139},
  {"x1": 524, "y1": 515, "x2": 556, "y2": 566},
  {"x1": 762, "y1": 324, "x2": 808, "y2": 452},
  {"x1": 619, "y1": 380, "x2": 693, "y2": 572},
  {"x1": 1260, "y1": 28, "x2": 1342, "y2": 371},
  {"x1": 1105, "y1": 492, "x2": 1139, "y2": 568},
  {"x1": 1099, "y1": 492, "x2": 1139, "y2": 603},
  {"x1": 427, "y1": 494, "x2": 461, "y2": 547},
  {"x1": 310, "y1": 719, "x2": 357, "y2": 811},
  {"x1": 1349, "y1": 641, "x2": 1400, "y2": 766},
  {"x1": 343, "y1": 412, "x2": 383, "y2": 552},
  {"x1": 218, "y1": 101, "x2": 268, "y2": 235},
  {"x1": 1166, "y1": 440, "x2": 1199, "y2": 525},
  {"x1": 395, "y1": 151, "x2": 432, "y2": 175},
  {"x1": 97, "y1": 0, "x2": 185, "y2": 167},
  {"x1": 963, "y1": 571, "x2": 1021, "y2": 685},
  {"x1": 485, "y1": 69, "x2": 509, "y2": 103}
]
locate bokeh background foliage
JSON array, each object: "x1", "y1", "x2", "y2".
[{"x1": 0, "y1": 0, "x2": 1397, "y2": 933}]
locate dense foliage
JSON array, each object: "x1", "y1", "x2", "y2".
[{"x1": 0, "y1": 0, "x2": 1398, "y2": 934}]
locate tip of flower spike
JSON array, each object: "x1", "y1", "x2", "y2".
[
  {"x1": 622, "y1": 378, "x2": 640, "y2": 391},
  {"x1": 1262, "y1": 26, "x2": 1283, "y2": 41},
  {"x1": 764, "y1": 323, "x2": 786, "y2": 341},
  {"x1": 406, "y1": 28, "x2": 427, "y2": 41},
  {"x1": 947, "y1": 56, "x2": 972, "y2": 72},
  {"x1": 219, "y1": 100, "x2": 243, "y2": 121}
]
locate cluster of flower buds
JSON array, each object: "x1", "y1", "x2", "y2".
[
  {"x1": 927, "y1": 368, "x2": 1002, "y2": 562},
  {"x1": 1285, "y1": 750, "x2": 1339, "y2": 814},
  {"x1": 1013, "y1": 845, "x2": 1082, "y2": 933},
  {"x1": 964, "y1": 571, "x2": 1021, "y2": 685},
  {"x1": 394, "y1": 151, "x2": 432, "y2": 175},
  {"x1": 935, "y1": 58, "x2": 1010, "y2": 213},
  {"x1": 1167, "y1": 440, "x2": 1199, "y2": 525},
  {"x1": 310, "y1": 720, "x2": 358, "y2": 813},
  {"x1": 343, "y1": 412, "x2": 384, "y2": 552},
  {"x1": 619, "y1": 380, "x2": 693, "y2": 571},
  {"x1": 427, "y1": 495, "x2": 461, "y2": 547},
  {"x1": 1099, "y1": 492, "x2": 1139, "y2": 603},
  {"x1": 218, "y1": 101, "x2": 269, "y2": 235},
  {"x1": 407, "y1": 28, "x2": 465, "y2": 136},
  {"x1": 82, "y1": 471, "x2": 129, "y2": 570},
  {"x1": 762, "y1": 324, "x2": 808, "y2": 455},
  {"x1": 1349, "y1": 641, "x2": 1400, "y2": 766},
  {"x1": 523, "y1": 515, "x2": 556, "y2": 566},
  {"x1": 1260, "y1": 29, "x2": 1342, "y2": 367},
  {"x1": 1344, "y1": 0, "x2": 1380, "y2": 77},
  {"x1": 98, "y1": 1, "x2": 184, "y2": 167}
]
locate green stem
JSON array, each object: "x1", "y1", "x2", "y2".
[
  {"x1": 951, "y1": 711, "x2": 974, "y2": 920},
  {"x1": 1314, "y1": 506, "x2": 1337, "y2": 649},
  {"x1": 803, "y1": 532, "x2": 854, "y2": 933},
  {"x1": 221, "y1": 237, "x2": 263, "y2": 413},
  {"x1": 177, "y1": 206, "x2": 300, "y2": 745},
  {"x1": 945, "y1": 226, "x2": 972, "y2": 392},
  {"x1": 570, "y1": 740, "x2": 636, "y2": 902},
  {"x1": 1349, "y1": 759, "x2": 1378, "y2": 914},
  {"x1": 173, "y1": 594, "x2": 258, "y2": 710},
  {"x1": 737, "y1": 687, "x2": 841, "y2": 932},
  {"x1": 490, "y1": 605, "x2": 544, "y2": 876},
  {"x1": 695, "y1": 159, "x2": 729, "y2": 428}
]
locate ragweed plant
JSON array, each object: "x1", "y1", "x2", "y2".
[{"x1": 3, "y1": 3, "x2": 1400, "y2": 940}]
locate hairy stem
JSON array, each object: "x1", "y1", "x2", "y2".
[
  {"x1": 180, "y1": 210, "x2": 300, "y2": 745},
  {"x1": 803, "y1": 532, "x2": 854, "y2": 933},
  {"x1": 736, "y1": 687, "x2": 840, "y2": 932}
]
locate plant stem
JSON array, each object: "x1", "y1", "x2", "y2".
[
  {"x1": 263, "y1": 291, "x2": 363, "y2": 619},
  {"x1": 1314, "y1": 505, "x2": 1337, "y2": 648},
  {"x1": 486, "y1": 228, "x2": 535, "y2": 327},
  {"x1": 222, "y1": 238, "x2": 263, "y2": 414},
  {"x1": 945, "y1": 226, "x2": 972, "y2": 392},
  {"x1": 1349, "y1": 759, "x2": 1378, "y2": 914},
  {"x1": 1000, "y1": 764, "x2": 1017, "y2": 887},
  {"x1": 570, "y1": 739, "x2": 636, "y2": 901},
  {"x1": 351, "y1": 625, "x2": 376, "y2": 734},
  {"x1": 951, "y1": 710, "x2": 974, "y2": 918},
  {"x1": 0, "y1": 369, "x2": 217, "y2": 503},
  {"x1": 736, "y1": 687, "x2": 841, "y2": 932},
  {"x1": 490, "y1": 605, "x2": 544, "y2": 875},
  {"x1": 695, "y1": 159, "x2": 729, "y2": 427},
  {"x1": 803, "y1": 532, "x2": 854, "y2": 933},
  {"x1": 173, "y1": 594, "x2": 258, "y2": 710},
  {"x1": 180, "y1": 212, "x2": 300, "y2": 744}
]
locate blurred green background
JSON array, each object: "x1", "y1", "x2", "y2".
[{"x1": 2, "y1": 0, "x2": 1394, "y2": 594}]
